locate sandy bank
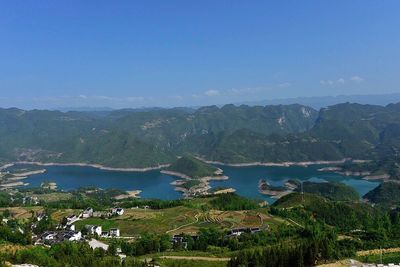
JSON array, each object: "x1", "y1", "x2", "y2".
[
  {"x1": 114, "y1": 190, "x2": 142, "y2": 200},
  {"x1": 259, "y1": 189, "x2": 293, "y2": 199},
  {"x1": 0, "y1": 163, "x2": 14, "y2": 170},
  {"x1": 213, "y1": 188, "x2": 236, "y2": 194},
  {"x1": 8, "y1": 161, "x2": 171, "y2": 172},
  {"x1": 195, "y1": 157, "x2": 364, "y2": 167},
  {"x1": 362, "y1": 174, "x2": 390, "y2": 181},
  {"x1": 160, "y1": 170, "x2": 192, "y2": 180},
  {"x1": 161, "y1": 170, "x2": 229, "y2": 182},
  {"x1": 12, "y1": 169, "x2": 47, "y2": 177},
  {"x1": 318, "y1": 167, "x2": 343, "y2": 172},
  {"x1": 0, "y1": 181, "x2": 29, "y2": 187},
  {"x1": 164, "y1": 169, "x2": 229, "y2": 198}
]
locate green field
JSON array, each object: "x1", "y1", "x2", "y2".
[
  {"x1": 357, "y1": 252, "x2": 400, "y2": 265},
  {"x1": 72, "y1": 204, "x2": 276, "y2": 236},
  {"x1": 74, "y1": 218, "x2": 118, "y2": 232}
]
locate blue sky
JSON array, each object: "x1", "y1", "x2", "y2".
[{"x1": 0, "y1": 0, "x2": 399, "y2": 109}]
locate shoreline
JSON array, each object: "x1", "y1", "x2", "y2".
[
  {"x1": 2, "y1": 161, "x2": 171, "y2": 172},
  {"x1": 195, "y1": 157, "x2": 369, "y2": 168},
  {"x1": 160, "y1": 170, "x2": 192, "y2": 180},
  {"x1": 0, "y1": 181, "x2": 29, "y2": 187},
  {"x1": 163, "y1": 169, "x2": 230, "y2": 198},
  {"x1": 161, "y1": 170, "x2": 229, "y2": 181},
  {"x1": 0, "y1": 158, "x2": 372, "y2": 173}
]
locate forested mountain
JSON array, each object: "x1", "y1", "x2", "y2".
[
  {"x1": 364, "y1": 181, "x2": 400, "y2": 208},
  {"x1": 0, "y1": 102, "x2": 400, "y2": 168}
]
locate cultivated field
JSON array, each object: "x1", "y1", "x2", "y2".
[{"x1": 73, "y1": 204, "x2": 281, "y2": 236}]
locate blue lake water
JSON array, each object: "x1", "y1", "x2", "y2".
[{"x1": 19, "y1": 164, "x2": 380, "y2": 202}]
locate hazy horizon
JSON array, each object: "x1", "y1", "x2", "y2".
[{"x1": 1, "y1": 92, "x2": 400, "y2": 111}]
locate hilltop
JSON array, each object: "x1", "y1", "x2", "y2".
[
  {"x1": 164, "y1": 155, "x2": 219, "y2": 179},
  {"x1": 163, "y1": 155, "x2": 227, "y2": 198},
  {"x1": 295, "y1": 181, "x2": 360, "y2": 201},
  {"x1": 364, "y1": 181, "x2": 400, "y2": 207}
]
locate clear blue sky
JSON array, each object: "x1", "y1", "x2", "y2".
[{"x1": 0, "y1": 0, "x2": 399, "y2": 109}]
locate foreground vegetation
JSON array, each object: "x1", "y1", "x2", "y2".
[{"x1": 0, "y1": 183, "x2": 400, "y2": 266}]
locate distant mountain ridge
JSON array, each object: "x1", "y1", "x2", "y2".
[
  {"x1": 0, "y1": 102, "x2": 400, "y2": 168},
  {"x1": 240, "y1": 93, "x2": 400, "y2": 109}
]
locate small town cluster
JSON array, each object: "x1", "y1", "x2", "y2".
[{"x1": 31, "y1": 206, "x2": 124, "y2": 249}]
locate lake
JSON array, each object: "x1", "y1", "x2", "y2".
[{"x1": 19, "y1": 164, "x2": 380, "y2": 202}]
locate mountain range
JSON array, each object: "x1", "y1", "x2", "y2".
[{"x1": 1, "y1": 102, "x2": 400, "y2": 168}]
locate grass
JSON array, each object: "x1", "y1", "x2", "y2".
[
  {"x1": 117, "y1": 206, "x2": 198, "y2": 235},
  {"x1": 0, "y1": 206, "x2": 43, "y2": 219},
  {"x1": 156, "y1": 258, "x2": 228, "y2": 267},
  {"x1": 67, "y1": 205, "x2": 276, "y2": 237},
  {"x1": 72, "y1": 206, "x2": 198, "y2": 236},
  {"x1": 143, "y1": 250, "x2": 233, "y2": 258},
  {"x1": 30, "y1": 192, "x2": 72, "y2": 202},
  {"x1": 357, "y1": 252, "x2": 400, "y2": 265},
  {"x1": 51, "y1": 209, "x2": 81, "y2": 221},
  {"x1": 0, "y1": 244, "x2": 30, "y2": 255},
  {"x1": 74, "y1": 218, "x2": 118, "y2": 231},
  {"x1": 141, "y1": 250, "x2": 232, "y2": 267}
]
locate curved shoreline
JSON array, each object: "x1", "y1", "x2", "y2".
[
  {"x1": 162, "y1": 170, "x2": 229, "y2": 198},
  {"x1": 195, "y1": 157, "x2": 367, "y2": 167},
  {"x1": 2, "y1": 161, "x2": 171, "y2": 172},
  {"x1": 160, "y1": 170, "x2": 192, "y2": 180},
  {"x1": 0, "y1": 158, "x2": 371, "y2": 173}
]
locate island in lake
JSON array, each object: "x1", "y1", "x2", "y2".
[{"x1": 162, "y1": 155, "x2": 229, "y2": 198}]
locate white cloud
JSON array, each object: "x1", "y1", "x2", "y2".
[
  {"x1": 350, "y1": 75, "x2": 364, "y2": 83},
  {"x1": 170, "y1": 95, "x2": 183, "y2": 101},
  {"x1": 320, "y1": 80, "x2": 334, "y2": 85},
  {"x1": 78, "y1": 94, "x2": 88, "y2": 99},
  {"x1": 95, "y1": 95, "x2": 114, "y2": 100},
  {"x1": 126, "y1": 96, "x2": 145, "y2": 102},
  {"x1": 278, "y1": 82, "x2": 291, "y2": 88},
  {"x1": 204, "y1": 90, "x2": 220, "y2": 97},
  {"x1": 320, "y1": 78, "x2": 346, "y2": 86}
]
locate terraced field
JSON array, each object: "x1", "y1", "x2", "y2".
[
  {"x1": 0, "y1": 206, "x2": 43, "y2": 219},
  {"x1": 70, "y1": 206, "x2": 280, "y2": 237}
]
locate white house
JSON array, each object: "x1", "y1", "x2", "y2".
[
  {"x1": 81, "y1": 207, "x2": 93, "y2": 218},
  {"x1": 66, "y1": 224, "x2": 75, "y2": 231},
  {"x1": 109, "y1": 228, "x2": 120, "y2": 237},
  {"x1": 101, "y1": 231, "x2": 109, "y2": 238},
  {"x1": 62, "y1": 230, "x2": 82, "y2": 241},
  {"x1": 85, "y1": 225, "x2": 102, "y2": 236},
  {"x1": 111, "y1": 207, "x2": 124, "y2": 216},
  {"x1": 37, "y1": 212, "x2": 47, "y2": 222},
  {"x1": 66, "y1": 214, "x2": 78, "y2": 224}
]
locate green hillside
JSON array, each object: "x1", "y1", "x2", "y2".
[
  {"x1": 165, "y1": 155, "x2": 218, "y2": 179},
  {"x1": 272, "y1": 192, "x2": 327, "y2": 209},
  {"x1": 272, "y1": 192, "x2": 379, "y2": 231},
  {"x1": 1, "y1": 102, "x2": 400, "y2": 171},
  {"x1": 364, "y1": 181, "x2": 400, "y2": 207},
  {"x1": 0, "y1": 104, "x2": 318, "y2": 167},
  {"x1": 341, "y1": 156, "x2": 400, "y2": 180},
  {"x1": 295, "y1": 181, "x2": 360, "y2": 201}
]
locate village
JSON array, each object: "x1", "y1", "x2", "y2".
[
  {"x1": 0, "y1": 201, "x2": 266, "y2": 267},
  {"x1": 30, "y1": 206, "x2": 125, "y2": 251}
]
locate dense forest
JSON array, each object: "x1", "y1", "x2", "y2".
[{"x1": 1, "y1": 102, "x2": 400, "y2": 172}]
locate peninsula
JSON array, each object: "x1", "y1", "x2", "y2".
[{"x1": 162, "y1": 155, "x2": 229, "y2": 198}]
